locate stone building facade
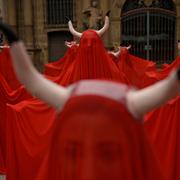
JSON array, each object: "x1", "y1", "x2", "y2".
[{"x1": 0, "y1": 0, "x2": 180, "y2": 70}]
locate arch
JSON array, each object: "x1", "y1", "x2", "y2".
[{"x1": 121, "y1": 0, "x2": 176, "y2": 64}]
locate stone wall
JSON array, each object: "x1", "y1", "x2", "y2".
[{"x1": 3, "y1": 0, "x2": 180, "y2": 69}]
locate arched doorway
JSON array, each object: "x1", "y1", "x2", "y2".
[{"x1": 121, "y1": 0, "x2": 176, "y2": 64}]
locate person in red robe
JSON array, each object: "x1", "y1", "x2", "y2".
[
  {"x1": 55, "y1": 13, "x2": 129, "y2": 85},
  {"x1": 0, "y1": 22, "x2": 180, "y2": 180}
]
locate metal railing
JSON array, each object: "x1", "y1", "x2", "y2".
[
  {"x1": 121, "y1": 8, "x2": 176, "y2": 64},
  {"x1": 46, "y1": 0, "x2": 74, "y2": 26}
]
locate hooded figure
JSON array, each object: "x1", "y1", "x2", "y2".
[
  {"x1": 0, "y1": 22, "x2": 180, "y2": 180},
  {"x1": 48, "y1": 80, "x2": 165, "y2": 180},
  {"x1": 70, "y1": 30, "x2": 125, "y2": 81},
  {"x1": 60, "y1": 14, "x2": 128, "y2": 85}
]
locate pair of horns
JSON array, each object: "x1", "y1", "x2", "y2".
[{"x1": 68, "y1": 16, "x2": 110, "y2": 38}]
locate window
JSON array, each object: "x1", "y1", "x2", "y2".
[{"x1": 46, "y1": 0, "x2": 74, "y2": 25}]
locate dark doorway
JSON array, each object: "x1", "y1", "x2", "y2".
[{"x1": 48, "y1": 31, "x2": 73, "y2": 62}]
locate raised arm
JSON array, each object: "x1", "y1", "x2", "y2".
[{"x1": 0, "y1": 23, "x2": 72, "y2": 112}]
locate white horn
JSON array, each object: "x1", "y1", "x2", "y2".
[
  {"x1": 68, "y1": 20, "x2": 82, "y2": 38},
  {"x1": 126, "y1": 69, "x2": 180, "y2": 118},
  {"x1": 96, "y1": 16, "x2": 109, "y2": 36},
  {"x1": 10, "y1": 42, "x2": 71, "y2": 112}
]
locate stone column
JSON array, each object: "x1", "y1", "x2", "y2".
[
  {"x1": 23, "y1": 0, "x2": 33, "y2": 47},
  {"x1": 32, "y1": 0, "x2": 48, "y2": 71},
  {"x1": 16, "y1": 0, "x2": 25, "y2": 41},
  {"x1": 100, "y1": 0, "x2": 109, "y2": 47},
  {"x1": 0, "y1": 0, "x2": 5, "y2": 20},
  {"x1": 6, "y1": 0, "x2": 17, "y2": 27},
  {"x1": 110, "y1": 0, "x2": 126, "y2": 49}
]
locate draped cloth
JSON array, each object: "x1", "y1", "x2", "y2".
[
  {"x1": 1, "y1": 30, "x2": 129, "y2": 174},
  {"x1": 118, "y1": 49, "x2": 157, "y2": 88},
  {"x1": 0, "y1": 49, "x2": 30, "y2": 174},
  {"x1": 0, "y1": 31, "x2": 179, "y2": 179},
  {"x1": 6, "y1": 80, "x2": 165, "y2": 180},
  {"x1": 44, "y1": 30, "x2": 129, "y2": 85},
  {"x1": 143, "y1": 56, "x2": 180, "y2": 180},
  {"x1": 44, "y1": 44, "x2": 79, "y2": 78},
  {"x1": 144, "y1": 96, "x2": 180, "y2": 180}
]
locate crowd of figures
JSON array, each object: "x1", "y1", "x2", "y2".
[{"x1": 0, "y1": 13, "x2": 179, "y2": 180}]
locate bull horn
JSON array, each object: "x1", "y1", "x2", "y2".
[
  {"x1": 68, "y1": 20, "x2": 82, "y2": 38},
  {"x1": 126, "y1": 68, "x2": 180, "y2": 118},
  {"x1": 95, "y1": 16, "x2": 109, "y2": 36}
]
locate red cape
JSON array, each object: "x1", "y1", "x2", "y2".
[{"x1": 6, "y1": 81, "x2": 165, "y2": 180}]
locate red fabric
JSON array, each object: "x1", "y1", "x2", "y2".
[
  {"x1": 6, "y1": 81, "x2": 165, "y2": 180},
  {"x1": 44, "y1": 45, "x2": 78, "y2": 78},
  {"x1": 108, "y1": 53, "x2": 119, "y2": 64},
  {"x1": 0, "y1": 49, "x2": 30, "y2": 173},
  {"x1": 118, "y1": 50, "x2": 157, "y2": 88},
  {"x1": 144, "y1": 96, "x2": 180, "y2": 180},
  {"x1": 140, "y1": 56, "x2": 180, "y2": 180},
  {"x1": 117, "y1": 51, "x2": 180, "y2": 179},
  {"x1": 44, "y1": 30, "x2": 129, "y2": 85},
  {"x1": 0, "y1": 48, "x2": 21, "y2": 90},
  {"x1": 6, "y1": 99, "x2": 56, "y2": 180},
  {"x1": 0, "y1": 30, "x2": 179, "y2": 179},
  {"x1": 0, "y1": 73, "x2": 30, "y2": 173},
  {"x1": 1, "y1": 30, "x2": 130, "y2": 174}
]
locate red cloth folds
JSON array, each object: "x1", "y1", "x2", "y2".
[
  {"x1": 0, "y1": 30, "x2": 179, "y2": 179},
  {"x1": 7, "y1": 81, "x2": 165, "y2": 180},
  {"x1": 0, "y1": 49, "x2": 30, "y2": 173}
]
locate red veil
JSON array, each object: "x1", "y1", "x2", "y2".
[
  {"x1": 46, "y1": 30, "x2": 129, "y2": 85},
  {"x1": 48, "y1": 80, "x2": 164, "y2": 180},
  {"x1": 6, "y1": 80, "x2": 165, "y2": 180}
]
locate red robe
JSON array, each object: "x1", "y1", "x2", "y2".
[
  {"x1": 7, "y1": 80, "x2": 165, "y2": 180},
  {"x1": 45, "y1": 30, "x2": 129, "y2": 85},
  {"x1": 0, "y1": 49, "x2": 30, "y2": 173}
]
